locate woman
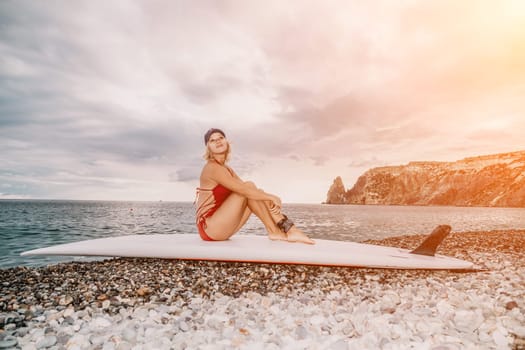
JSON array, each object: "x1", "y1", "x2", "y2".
[{"x1": 195, "y1": 128, "x2": 315, "y2": 244}]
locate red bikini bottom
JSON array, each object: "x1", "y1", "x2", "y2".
[{"x1": 197, "y1": 220, "x2": 216, "y2": 241}]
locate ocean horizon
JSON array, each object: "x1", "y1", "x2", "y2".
[{"x1": 2, "y1": 199, "x2": 525, "y2": 268}]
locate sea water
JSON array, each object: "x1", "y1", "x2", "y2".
[{"x1": 1, "y1": 200, "x2": 525, "y2": 268}]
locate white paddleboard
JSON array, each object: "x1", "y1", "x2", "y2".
[{"x1": 21, "y1": 232, "x2": 474, "y2": 270}]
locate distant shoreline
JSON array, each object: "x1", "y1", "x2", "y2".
[
  {"x1": 321, "y1": 202, "x2": 525, "y2": 209},
  {"x1": 0, "y1": 198, "x2": 194, "y2": 203},
  {"x1": 4, "y1": 198, "x2": 525, "y2": 208}
]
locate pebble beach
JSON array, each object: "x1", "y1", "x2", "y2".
[{"x1": 1, "y1": 230, "x2": 524, "y2": 350}]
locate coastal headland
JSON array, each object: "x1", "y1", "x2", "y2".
[{"x1": 327, "y1": 150, "x2": 525, "y2": 207}]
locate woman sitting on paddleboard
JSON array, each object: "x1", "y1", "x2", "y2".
[{"x1": 195, "y1": 128, "x2": 314, "y2": 244}]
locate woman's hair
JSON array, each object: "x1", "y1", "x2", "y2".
[{"x1": 203, "y1": 141, "x2": 231, "y2": 162}]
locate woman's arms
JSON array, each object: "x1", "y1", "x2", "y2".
[{"x1": 201, "y1": 162, "x2": 281, "y2": 208}]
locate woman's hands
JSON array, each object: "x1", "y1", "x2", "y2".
[{"x1": 269, "y1": 195, "x2": 282, "y2": 214}]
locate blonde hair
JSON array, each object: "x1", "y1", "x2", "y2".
[{"x1": 203, "y1": 142, "x2": 232, "y2": 162}]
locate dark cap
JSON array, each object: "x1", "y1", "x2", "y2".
[{"x1": 204, "y1": 128, "x2": 226, "y2": 145}]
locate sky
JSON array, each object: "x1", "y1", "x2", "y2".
[{"x1": 1, "y1": 1, "x2": 525, "y2": 203}]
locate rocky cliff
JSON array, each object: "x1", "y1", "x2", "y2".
[{"x1": 326, "y1": 151, "x2": 525, "y2": 207}]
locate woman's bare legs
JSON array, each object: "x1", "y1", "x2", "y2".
[
  {"x1": 205, "y1": 182, "x2": 314, "y2": 244},
  {"x1": 204, "y1": 193, "x2": 251, "y2": 240},
  {"x1": 243, "y1": 182, "x2": 313, "y2": 243},
  {"x1": 264, "y1": 207, "x2": 314, "y2": 244},
  {"x1": 205, "y1": 182, "x2": 285, "y2": 240},
  {"x1": 245, "y1": 199, "x2": 287, "y2": 241}
]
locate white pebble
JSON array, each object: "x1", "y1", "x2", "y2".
[
  {"x1": 35, "y1": 335, "x2": 57, "y2": 349},
  {"x1": 492, "y1": 329, "x2": 509, "y2": 348},
  {"x1": 92, "y1": 317, "x2": 112, "y2": 329},
  {"x1": 121, "y1": 327, "x2": 136, "y2": 342},
  {"x1": 309, "y1": 315, "x2": 325, "y2": 326},
  {"x1": 21, "y1": 344, "x2": 37, "y2": 350},
  {"x1": 179, "y1": 321, "x2": 189, "y2": 332},
  {"x1": 329, "y1": 339, "x2": 348, "y2": 350}
]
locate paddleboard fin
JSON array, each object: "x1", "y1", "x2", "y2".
[{"x1": 410, "y1": 225, "x2": 451, "y2": 256}]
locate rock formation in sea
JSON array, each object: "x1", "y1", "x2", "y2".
[
  {"x1": 326, "y1": 150, "x2": 525, "y2": 207},
  {"x1": 326, "y1": 176, "x2": 347, "y2": 204}
]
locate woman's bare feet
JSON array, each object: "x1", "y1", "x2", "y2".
[
  {"x1": 286, "y1": 226, "x2": 315, "y2": 244},
  {"x1": 268, "y1": 231, "x2": 287, "y2": 241}
]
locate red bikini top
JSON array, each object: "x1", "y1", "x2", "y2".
[{"x1": 195, "y1": 161, "x2": 235, "y2": 223}]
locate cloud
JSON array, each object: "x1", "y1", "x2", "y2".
[
  {"x1": 169, "y1": 169, "x2": 194, "y2": 183},
  {"x1": 169, "y1": 155, "x2": 204, "y2": 183},
  {"x1": 178, "y1": 74, "x2": 245, "y2": 104},
  {"x1": 310, "y1": 156, "x2": 329, "y2": 167},
  {"x1": 1, "y1": 1, "x2": 525, "y2": 202},
  {"x1": 224, "y1": 0, "x2": 525, "y2": 158},
  {"x1": 348, "y1": 156, "x2": 387, "y2": 168}
]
